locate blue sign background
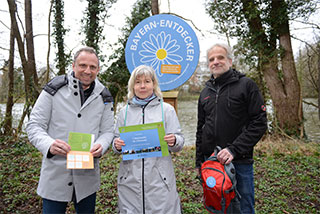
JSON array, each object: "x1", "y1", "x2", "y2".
[
  {"x1": 120, "y1": 128, "x2": 162, "y2": 160},
  {"x1": 125, "y1": 14, "x2": 200, "y2": 91}
]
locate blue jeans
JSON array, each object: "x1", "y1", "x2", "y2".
[
  {"x1": 42, "y1": 192, "x2": 96, "y2": 214},
  {"x1": 234, "y1": 163, "x2": 255, "y2": 214}
]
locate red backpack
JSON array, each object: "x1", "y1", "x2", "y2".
[{"x1": 200, "y1": 147, "x2": 240, "y2": 214}]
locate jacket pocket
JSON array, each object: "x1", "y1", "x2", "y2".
[
  {"x1": 202, "y1": 123, "x2": 214, "y2": 145},
  {"x1": 117, "y1": 161, "x2": 130, "y2": 185},
  {"x1": 155, "y1": 159, "x2": 174, "y2": 191}
]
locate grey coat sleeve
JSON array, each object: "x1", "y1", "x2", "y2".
[
  {"x1": 164, "y1": 103, "x2": 184, "y2": 153},
  {"x1": 94, "y1": 102, "x2": 115, "y2": 155},
  {"x1": 26, "y1": 91, "x2": 55, "y2": 157},
  {"x1": 111, "y1": 107, "x2": 125, "y2": 154}
]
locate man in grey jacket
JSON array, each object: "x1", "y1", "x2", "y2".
[{"x1": 26, "y1": 47, "x2": 114, "y2": 213}]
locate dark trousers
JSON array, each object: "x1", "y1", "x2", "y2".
[
  {"x1": 234, "y1": 163, "x2": 255, "y2": 214},
  {"x1": 42, "y1": 192, "x2": 96, "y2": 214}
]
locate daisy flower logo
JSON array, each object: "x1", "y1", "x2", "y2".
[
  {"x1": 125, "y1": 14, "x2": 200, "y2": 91},
  {"x1": 139, "y1": 31, "x2": 183, "y2": 77}
]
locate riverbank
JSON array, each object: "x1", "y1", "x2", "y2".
[{"x1": 0, "y1": 136, "x2": 319, "y2": 213}]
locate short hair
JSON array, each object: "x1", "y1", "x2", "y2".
[
  {"x1": 73, "y1": 46, "x2": 100, "y2": 66},
  {"x1": 206, "y1": 43, "x2": 233, "y2": 63},
  {"x1": 127, "y1": 65, "x2": 162, "y2": 100}
]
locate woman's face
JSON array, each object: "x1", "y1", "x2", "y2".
[{"x1": 134, "y1": 75, "x2": 154, "y2": 99}]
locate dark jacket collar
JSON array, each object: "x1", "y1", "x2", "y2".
[{"x1": 206, "y1": 68, "x2": 245, "y2": 89}]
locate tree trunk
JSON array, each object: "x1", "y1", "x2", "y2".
[
  {"x1": 47, "y1": 1, "x2": 54, "y2": 82},
  {"x1": 241, "y1": 0, "x2": 304, "y2": 136},
  {"x1": 274, "y1": 0, "x2": 303, "y2": 136},
  {"x1": 54, "y1": 0, "x2": 67, "y2": 75},
  {"x1": 318, "y1": 44, "x2": 320, "y2": 120},
  {"x1": 8, "y1": 1, "x2": 31, "y2": 103},
  {"x1": 86, "y1": 0, "x2": 100, "y2": 51},
  {"x1": 278, "y1": 27, "x2": 303, "y2": 136},
  {"x1": 2, "y1": 26, "x2": 15, "y2": 135},
  {"x1": 151, "y1": 0, "x2": 159, "y2": 15},
  {"x1": 7, "y1": 0, "x2": 39, "y2": 136},
  {"x1": 25, "y1": 0, "x2": 40, "y2": 99}
]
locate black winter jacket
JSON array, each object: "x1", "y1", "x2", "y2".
[{"x1": 195, "y1": 69, "x2": 267, "y2": 168}]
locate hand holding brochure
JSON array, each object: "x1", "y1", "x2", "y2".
[
  {"x1": 119, "y1": 122, "x2": 169, "y2": 160},
  {"x1": 67, "y1": 132, "x2": 94, "y2": 169}
]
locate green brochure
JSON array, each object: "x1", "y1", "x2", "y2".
[
  {"x1": 119, "y1": 122, "x2": 169, "y2": 160},
  {"x1": 68, "y1": 132, "x2": 94, "y2": 152}
]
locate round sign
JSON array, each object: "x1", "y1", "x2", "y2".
[
  {"x1": 206, "y1": 176, "x2": 216, "y2": 188},
  {"x1": 125, "y1": 14, "x2": 200, "y2": 91}
]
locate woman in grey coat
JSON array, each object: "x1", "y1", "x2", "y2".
[{"x1": 113, "y1": 65, "x2": 184, "y2": 214}]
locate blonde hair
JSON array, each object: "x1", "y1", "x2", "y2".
[{"x1": 127, "y1": 65, "x2": 162, "y2": 100}]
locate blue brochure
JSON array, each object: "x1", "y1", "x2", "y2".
[{"x1": 119, "y1": 122, "x2": 169, "y2": 160}]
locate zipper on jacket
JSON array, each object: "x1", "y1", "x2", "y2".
[
  {"x1": 140, "y1": 98, "x2": 156, "y2": 214},
  {"x1": 214, "y1": 87, "x2": 220, "y2": 139},
  {"x1": 142, "y1": 158, "x2": 145, "y2": 214},
  {"x1": 208, "y1": 77, "x2": 237, "y2": 141}
]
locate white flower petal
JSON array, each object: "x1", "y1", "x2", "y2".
[
  {"x1": 167, "y1": 44, "x2": 180, "y2": 53},
  {"x1": 150, "y1": 34, "x2": 161, "y2": 49},
  {"x1": 167, "y1": 54, "x2": 183, "y2": 62},
  {"x1": 164, "y1": 39, "x2": 177, "y2": 50},
  {"x1": 139, "y1": 50, "x2": 155, "y2": 57},
  {"x1": 140, "y1": 55, "x2": 157, "y2": 63},
  {"x1": 142, "y1": 41, "x2": 157, "y2": 52}
]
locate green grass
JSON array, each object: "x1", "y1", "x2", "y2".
[{"x1": 0, "y1": 136, "x2": 319, "y2": 213}]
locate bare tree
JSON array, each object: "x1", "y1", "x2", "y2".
[
  {"x1": 1, "y1": 25, "x2": 15, "y2": 136},
  {"x1": 46, "y1": 1, "x2": 54, "y2": 82},
  {"x1": 318, "y1": 43, "x2": 320, "y2": 119},
  {"x1": 7, "y1": 0, "x2": 39, "y2": 136}
]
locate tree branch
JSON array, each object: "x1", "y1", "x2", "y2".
[
  {"x1": 162, "y1": 12, "x2": 205, "y2": 37},
  {"x1": 291, "y1": 35, "x2": 318, "y2": 54},
  {"x1": 291, "y1": 19, "x2": 320, "y2": 30},
  {"x1": 303, "y1": 100, "x2": 319, "y2": 109}
]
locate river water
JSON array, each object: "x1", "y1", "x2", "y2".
[
  {"x1": 0, "y1": 98, "x2": 319, "y2": 144},
  {"x1": 177, "y1": 98, "x2": 320, "y2": 144}
]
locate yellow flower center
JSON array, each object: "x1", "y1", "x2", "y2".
[{"x1": 156, "y1": 49, "x2": 167, "y2": 60}]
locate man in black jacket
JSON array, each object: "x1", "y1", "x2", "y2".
[{"x1": 196, "y1": 43, "x2": 267, "y2": 213}]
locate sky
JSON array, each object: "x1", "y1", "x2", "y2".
[
  {"x1": 0, "y1": 0, "x2": 319, "y2": 71},
  {"x1": 1, "y1": 0, "x2": 223, "y2": 69}
]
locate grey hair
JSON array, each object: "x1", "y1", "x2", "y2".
[
  {"x1": 127, "y1": 65, "x2": 162, "y2": 100},
  {"x1": 73, "y1": 46, "x2": 100, "y2": 66},
  {"x1": 206, "y1": 43, "x2": 233, "y2": 63}
]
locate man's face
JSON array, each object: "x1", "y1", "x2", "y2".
[
  {"x1": 208, "y1": 46, "x2": 232, "y2": 78},
  {"x1": 72, "y1": 51, "x2": 100, "y2": 89}
]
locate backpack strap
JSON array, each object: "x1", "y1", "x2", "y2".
[
  {"x1": 160, "y1": 99, "x2": 165, "y2": 127},
  {"x1": 207, "y1": 146, "x2": 222, "y2": 161},
  {"x1": 43, "y1": 74, "x2": 68, "y2": 96},
  {"x1": 124, "y1": 103, "x2": 129, "y2": 127},
  {"x1": 100, "y1": 87, "x2": 113, "y2": 104}
]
